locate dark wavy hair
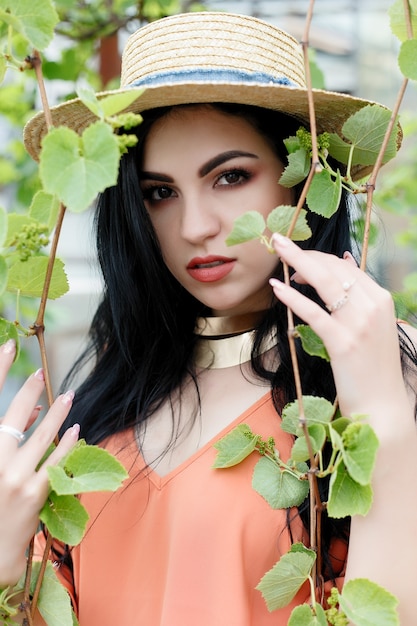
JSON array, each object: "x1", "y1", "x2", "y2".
[{"x1": 60, "y1": 103, "x2": 417, "y2": 580}]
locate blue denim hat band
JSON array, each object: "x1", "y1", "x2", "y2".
[{"x1": 129, "y1": 68, "x2": 298, "y2": 88}]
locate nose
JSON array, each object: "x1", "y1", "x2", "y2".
[{"x1": 179, "y1": 194, "x2": 221, "y2": 244}]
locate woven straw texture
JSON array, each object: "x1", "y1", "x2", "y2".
[{"x1": 23, "y1": 11, "x2": 396, "y2": 179}]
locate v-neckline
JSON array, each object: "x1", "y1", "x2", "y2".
[{"x1": 139, "y1": 391, "x2": 272, "y2": 490}]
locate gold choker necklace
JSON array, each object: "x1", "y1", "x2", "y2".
[{"x1": 194, "y1": 312, "x2": 276, "y2": 369}]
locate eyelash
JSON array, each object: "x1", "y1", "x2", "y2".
[{"x1": 141, "y1": 167, "x2": 252, "y2": 204}]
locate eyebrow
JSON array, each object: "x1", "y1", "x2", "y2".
[{"x1": 140, "y1": 150, "x2": 258, "y2": 182}]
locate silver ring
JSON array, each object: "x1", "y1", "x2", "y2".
[
  {"x1": 326, "y1": 293, "x2": 349, "y2": 313},
  {"x1": 0, "y1": 424, "x2": 25, "y2": 442}
]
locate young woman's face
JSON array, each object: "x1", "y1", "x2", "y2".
[{"x1": 140, "y1": 106, "x2": 293, "y2": 316}]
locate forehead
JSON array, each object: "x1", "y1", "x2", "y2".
[{"x1": 142, "y1": 105, "x2": 276, "y2": 166}]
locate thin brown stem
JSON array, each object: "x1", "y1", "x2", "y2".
[
  {"x1": 301, "y1": 0, "x2": 320, "y2": 171},
  {"x1": 29, "y1": 51, "x2": 53, "y2": 130},
  {"x1": 30, "y1": 533, "x2": 54, "y2": 619}
]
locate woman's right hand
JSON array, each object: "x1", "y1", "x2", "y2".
[{"x1": 0, "y1": 339, "x2": 79, "y2": 588}]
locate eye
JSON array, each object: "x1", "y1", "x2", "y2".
[
  {"x1": 142, "y1": 185, "x2": 176, "y2": 202},
  {"x1": 215, "y1": 169, "x2": 251, "y2": 187}
]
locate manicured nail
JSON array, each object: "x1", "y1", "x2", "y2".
[
  {"x1": 62, "y1": 390, "x2": 75, "y2": 406},
  {"x1": 272, "y1": 232, "x2": 290, "y2": 247},
  {"x1": 2, "y1": 339, "x2": 16, "y2": 354},
  {"x1": 34, "y1": 368, "x2": 45, "y2": 381},
  {"x1": 269, "y1": 278, "x2": 284, "y2": 290},
  {"x1": 70, "y1": 423, "x2": 80, "y2": 438}
]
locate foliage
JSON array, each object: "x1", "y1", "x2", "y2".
[{"x1": 0, "y1": 0, "x2": 414, "y2": 624}]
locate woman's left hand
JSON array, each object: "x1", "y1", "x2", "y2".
[{"x1": 269, "y1": 233, "x2": 413, "y2": 433}]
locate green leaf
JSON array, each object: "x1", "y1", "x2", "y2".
[
  {"x1": 7, "y1": 256, "x2": 69, "y2": 299},
  {"x1": 342, "y1": 423, "x2": 379, "y2": 486},
  {"x1": 295, "y1": 324, "x2": 330, "y2": 361},
  {"x1": 398, "y1": 39, "x2": 417, "y2": 80},
  {"x1": 327, "y1": 461, "x2": 373, "y2": 518},
  {"x1": 30, "y1": 561, "x2": 78, "y2": 626},
  {"x1": 0, "y1": 205, "x2": 7, "y2": 247},
  {"x1": 252, "y1": 456, "x2": 309, "y2": 508},
  {"x1": 288, "y1": 603, "x2": 328, "y2": 626},
  {"x1": 28, "y1": 191, "x2": 60, "y2": 233},
  {"x1": 0, "y1": 318, "x2": 19, "y2": 358},
  {"x1": 281, "y1": 396, "x2": 335, "y2": 435},
  {"x1": 225, "y1": 211, "x2": 266, "y2": 246},
  {"x1": 389, "y1": 0, "x2": 417, "y2": 42},
  {"x1": 99, "y1": 89, "x2": 144, "y2": 117},
  {"x1": 213, "y1": 424, "x2": 259, "y2": 468},
  {"x1": 256, "y1": 543, "x2": 316, "y2": 611},
  {"x1": 47, "y1": 441, "x2": 128, "y2": 495},
  {"x1": 0, "y1": 54, "x2": 6, "y2": 84},
  {"x1": 266, "y1": 206, "x2": 312, "y2": 241},
  {"x1": 328, "y1": 105, "x2": 399, "y2": 167},
  {"x1": 338, "y1": 578, "x2": 399, "y2": 626},
  {"x1": 0, "y1": 255, "x2": 7, "y2": 296},
  {"x1": 291, "y1": 424, "x2": 326, "y2": 463},
  {"x1": 39, "y1": 122, "x2": 121, "y2": 213},
  {"x1": 39, "y1": 491, "x2": 89, "y2": 545},
  {"x1": 279, "y1": 148, "x2": 311, "y2": 187},
  {"x1": 306, "y1": 169, "x2": 342, "y2": 218},
  {"x1": 0, "y1": 0, "x2": 59, "y2": 50}
]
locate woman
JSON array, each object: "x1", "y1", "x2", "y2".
[{"x1": 1, "y1": 11, "x2": 417, "y2": 625}]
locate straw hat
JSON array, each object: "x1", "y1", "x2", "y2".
[{"x1": 23, "y1": 11, "x2": 396, "y2": 178}]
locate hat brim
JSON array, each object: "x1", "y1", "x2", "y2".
[{"x1": 23, "y1": 81, "x2": 397, "y2": 179}]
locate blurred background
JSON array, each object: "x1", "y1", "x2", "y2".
[{"x1": 0, "y1": 0, "x2": 415, "y2": 401}]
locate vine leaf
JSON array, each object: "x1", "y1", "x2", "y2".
[
  {"x1": 78, "y1": 85, "x2": 144, "y2": 119},
  {"x1": 306, "y1": 169, "x2": 342, "y2": 218},
  {"x1": 29, "y1": 191, "x2": 60, "y2": 233},
  {"x1": 327, "y1": 104, "x2": 399, "y2": 166},
  {"x1": 0, "y1": 0, "x2": 59, "y2": 51},
  {"x1": 327, "y1": 461, "x2": 373, "y2": 518},
  {"x1": 39, "y1": 491, "x2": 89, "y2": 545},
  {"x1": 47, "y1": 441, "x2": 129, "y2": 494},
  {"x1": 389, "y1": 0, "x2": 417, "y2": 42},
  {"x1": 294, "y1": 324, "x2": 330, "y2": 362},
  {"x1": 341, "y1": 423, "x2": 379, "y2": 485},
  {"x1": 338, "y1": 578, "x2": 399, "y2": 626},
  {"x1": 0, "y1": 205, "x2": 7, "y2": 246},
  {"x1": 279, "y1": 147, "x2": 310, "y2": 187},
  {"x1": 266, "y1": 206, "x2": 312, "y2": 240},
  {"x1": 225, "y1": 211, "x2": 266, "y2": 246},
  {"x1": 0, "y1": 318, "x2": 19, "y2": 357},
  {"x1": 281, "y1": 396, "x2": 335, "y2": 435},
  {"x1": 288, "y1": 603, "x2": 328, "y2": 626},
  {"x1": 0, "y1": 255, "x2": 7, "y2": 296},
  {"x1": 213, "y1": 424, "x2": 260, "y2": 468},
  {"x1": 398, "y1": 39, "x2": 417, "y2": 80},
  {"x1": 7, "y1": 256, "x2": 68, "y2": 299},
  {"x1": 22, "y1": 561, "x2": 78, "y2": 626},
  {"x1": 252, "y1": 456, "x2": 309, "y2": 508},
  {"x1": 39, "y1": 121, "x2": 120, "y2": 213},
  {"x1": 256, "y1": 543, "x2": 315, "y2": 611},
  {"x1": 291, "y1": 424, "x2": 326, "y2": 463}
]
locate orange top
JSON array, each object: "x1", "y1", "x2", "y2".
[{"x1": 39, "y1": 393, "x2": 342, "y2": 625}]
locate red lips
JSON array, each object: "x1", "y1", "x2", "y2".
[{"x1": 186, "y1": 256, "x2": 236, "y2": 282}]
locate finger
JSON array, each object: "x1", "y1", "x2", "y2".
[
  {"x1": 36, "y1": 422, "x2": 80, "y2": 480},
  {"x1": 0, "y1": 339, "x2": 17, "y2": 390},
  {"x1": 1, "y1": 369, "x2": 45, "y2": 433},
  {"x1": 16, "y1": 391, "x2": 75, "y2": 475}
]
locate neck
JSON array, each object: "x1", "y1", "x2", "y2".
[{"x1": 194, "y1": 311, "x2": 275, "y2": 369}]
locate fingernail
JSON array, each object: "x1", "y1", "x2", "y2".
[
  {"x1": 269, "y1": 278, "x2": 284, "y2": 290},
  {"x1": 2, "y1": 339, "x2": 16, "y2": 354},
  {"x1": 62, "y1": 390, "x2": 75, "y2": 406},
  {"x1": 70, "y1": 423, "x2": 80, "y2": 438},
  {"x1": 272, "y1": 233, "x2": 290, "y2": 247},
  {"x1": 34, "y1": 368, "x2": 45, "y2": 381}
]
